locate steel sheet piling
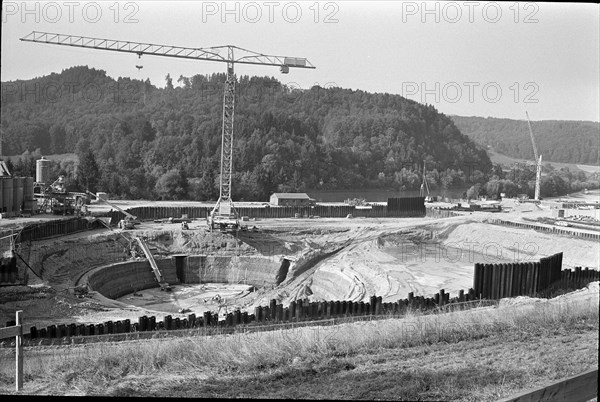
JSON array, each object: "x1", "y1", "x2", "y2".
[{"x1": 530, "y1": 262, "x2": 538, "y2": 295}]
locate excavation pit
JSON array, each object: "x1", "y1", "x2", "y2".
[
  {"x1": 116, "y1": 283, "x2": 254, "y2": 315},
  {"x1": 79, "y1": 253, "x2": 285, "y2": 316},
  {"x1": 5, "y1": 211, "x2": 599, "y2": 330}
]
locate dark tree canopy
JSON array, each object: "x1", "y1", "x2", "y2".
[
  {"x1": 451, "y1": 115, "x2": 599, "y2": 166},
  {"x1": 76, "y1": 149, "x2": 100, "y2": 193},
  {"x1": 4, "y1": 66, "x2": 595, "y2": 201}
]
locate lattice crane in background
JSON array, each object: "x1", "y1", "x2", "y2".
[
  {"x1": 525, "y1": 111, "x2": 542, "y2": 201},
  {"x1": 20, "y1": 31, "x2": 315, "y2": 232}
]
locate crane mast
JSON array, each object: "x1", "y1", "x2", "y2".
[
  {"x1": 20, "y1": 31, "x2": 315, "y2": 231},
  {"x1": 213, "y1": 51, "x2": 237, "y2": 227},
  {"x1": 525, "y1": 111, "x2": 542, "y2": 201}
]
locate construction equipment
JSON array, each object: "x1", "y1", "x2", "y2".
[
  {"x1": 69, "y1": 284, "x2": 90, "y2": 298},
  {"x1": 0, "y1": 128, "x2": 9, "y2": 175},
  {"x1": 134, "y1": 237, "x2": 171, "y2": 291},
  {"x1": 0, "y1": 161, "x2": 10, "y2": 177},
  {"x1": 420, "y1": 161, "x2": 433, "y2": 202},
  {"x1": 525, "y1": 112, "x2": 542, "y2": 201},
  {"x1": 48, "y1": 176, "x2": 75, "y2": 214},
  {"x1": 33, "y1": 175, "x2": 82, "y2": 215},
  {"x1": 21, "y1": 31, "x2": 315, "y2": 233},
  {"x1": 85, "y1": 190, "x2": 138, "y2": 229},
  {"x1": 0, "y1": 128, "x2": 10, "y2": 175}
]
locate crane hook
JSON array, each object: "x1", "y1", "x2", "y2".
[{"x1": 136, "y1": 53, "x2": 143, "y2": 70}]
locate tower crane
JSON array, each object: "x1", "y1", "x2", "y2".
[
  {"x1": 20, "y1": 31, "x2": 315, "y2": 232},
  {"x1": 420, "y1": 161, "x2": 433, "y2": 202},
  {"x1": 525, "y1": 111, "x2": 542, "y2": 201}
]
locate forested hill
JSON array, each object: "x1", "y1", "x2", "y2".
[
  {"x1": 1, "y1": 66, "x2": 491, "y2": 200},
  {"x1": 450, "y1": 115, "x2": 600, "y2": 166}
]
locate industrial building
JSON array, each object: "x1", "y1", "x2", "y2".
[
  {"x1": 0, "y1": 161, "x2": 35, "y2": 218},
  {"x1": 269, "y1": 193, "x2": 312, "y2": 206},
  {"x1": 0, "y1": 156, "x2": 96, "y2": 218},
  {"x1": 0, "y1": 177, "x2": 36, "y2": 218},
  {"x1": 0, "y1": 157, "x2": 48, "y2": 218}
]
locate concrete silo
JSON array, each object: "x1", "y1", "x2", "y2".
[{"x1": 36, "y1": 157, "x2": 51, "y2": 184}]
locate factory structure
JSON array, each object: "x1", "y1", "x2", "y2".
[
  {"x1": 269, "y1": 193, "x2": 313, "y2": 206},
  {"x1": 0, "y1": 156, "x2": 84, "y2": 218},
  {"x1": 0, "y1": 159, "x2": 35, "y2": 219}
]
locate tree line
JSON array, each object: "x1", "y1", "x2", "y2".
[
  {"x1": 450, "y1": 115, "x2": 600, "y2": 166},
  {"x1": 465, "y1": 163, "x2": 599, "y2": 200},
  {"x1": 3, "y1": 66, "x2": 596, "y2": 202}
]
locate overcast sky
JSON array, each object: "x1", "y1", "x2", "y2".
[{"x1": 2, "y1": 1, "x2": 599, "y2": 121}]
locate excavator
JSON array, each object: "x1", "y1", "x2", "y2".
[
  {"x1": 133, "y1": 236, "x2": 171, "y2": 291},
  {"x1": 82, "y1": 201, "x2": 170, "y2": 292},
  {"x1": 85, "y1": 191, "x2": 138, "y2": 229}
]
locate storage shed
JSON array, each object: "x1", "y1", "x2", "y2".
[{"x1": 269, "y1": 193, "x2": 311, "y2": 206}]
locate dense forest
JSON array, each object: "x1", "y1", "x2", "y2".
[
  {"x1": 1, "y1": 66, "x2": 493, "y2": 201},
  {"x1": 450, "y1": 115, "x2": 600, "y2": 165},
  {"x1": 3, "y1": 66, "x2": 598, "y2": 201}
]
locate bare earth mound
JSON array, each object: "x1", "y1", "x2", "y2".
[{"x1": 1, "y1": 211, "x2": 599, "y2": 330}]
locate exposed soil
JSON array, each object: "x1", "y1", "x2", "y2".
[{"x1": 1, "y1": 192, "x2": 599, "y2": 331}]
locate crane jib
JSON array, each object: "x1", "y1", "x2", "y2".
[
  {"x1": 20, "y1": 31, "x2": 315, "y2": 69},
  {"x1": 21, "y1": 30, "x2": 315, "y2": 232}
]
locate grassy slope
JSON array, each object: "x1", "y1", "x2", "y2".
[
  {"x1": 1, "y1": 289, "x2": 597, "y2": 400},
  {"x1": 146, "y1": 331, "x2": 596, "y2": 401}
]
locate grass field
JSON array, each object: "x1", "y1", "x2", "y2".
[{"x1": 1, "y1": 289, "x2": 597, "y2": 400}]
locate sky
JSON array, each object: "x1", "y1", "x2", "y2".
[{"x1": 1, "y1": 1, "x2": 599, "y2": 122}]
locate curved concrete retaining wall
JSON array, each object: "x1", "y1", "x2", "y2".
[
  {"x1": 0, "y1": 217, "x2": 105, "y2": 243},
  {"x1": 86, "y1": 259, "x2": 178, "y2": 299},
  {"x1": 183, "y1": 255, "x2": 283, "y2": 287},
  {"x1": 85, "y1": 255, "x2": 283, "y2": 299}
]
